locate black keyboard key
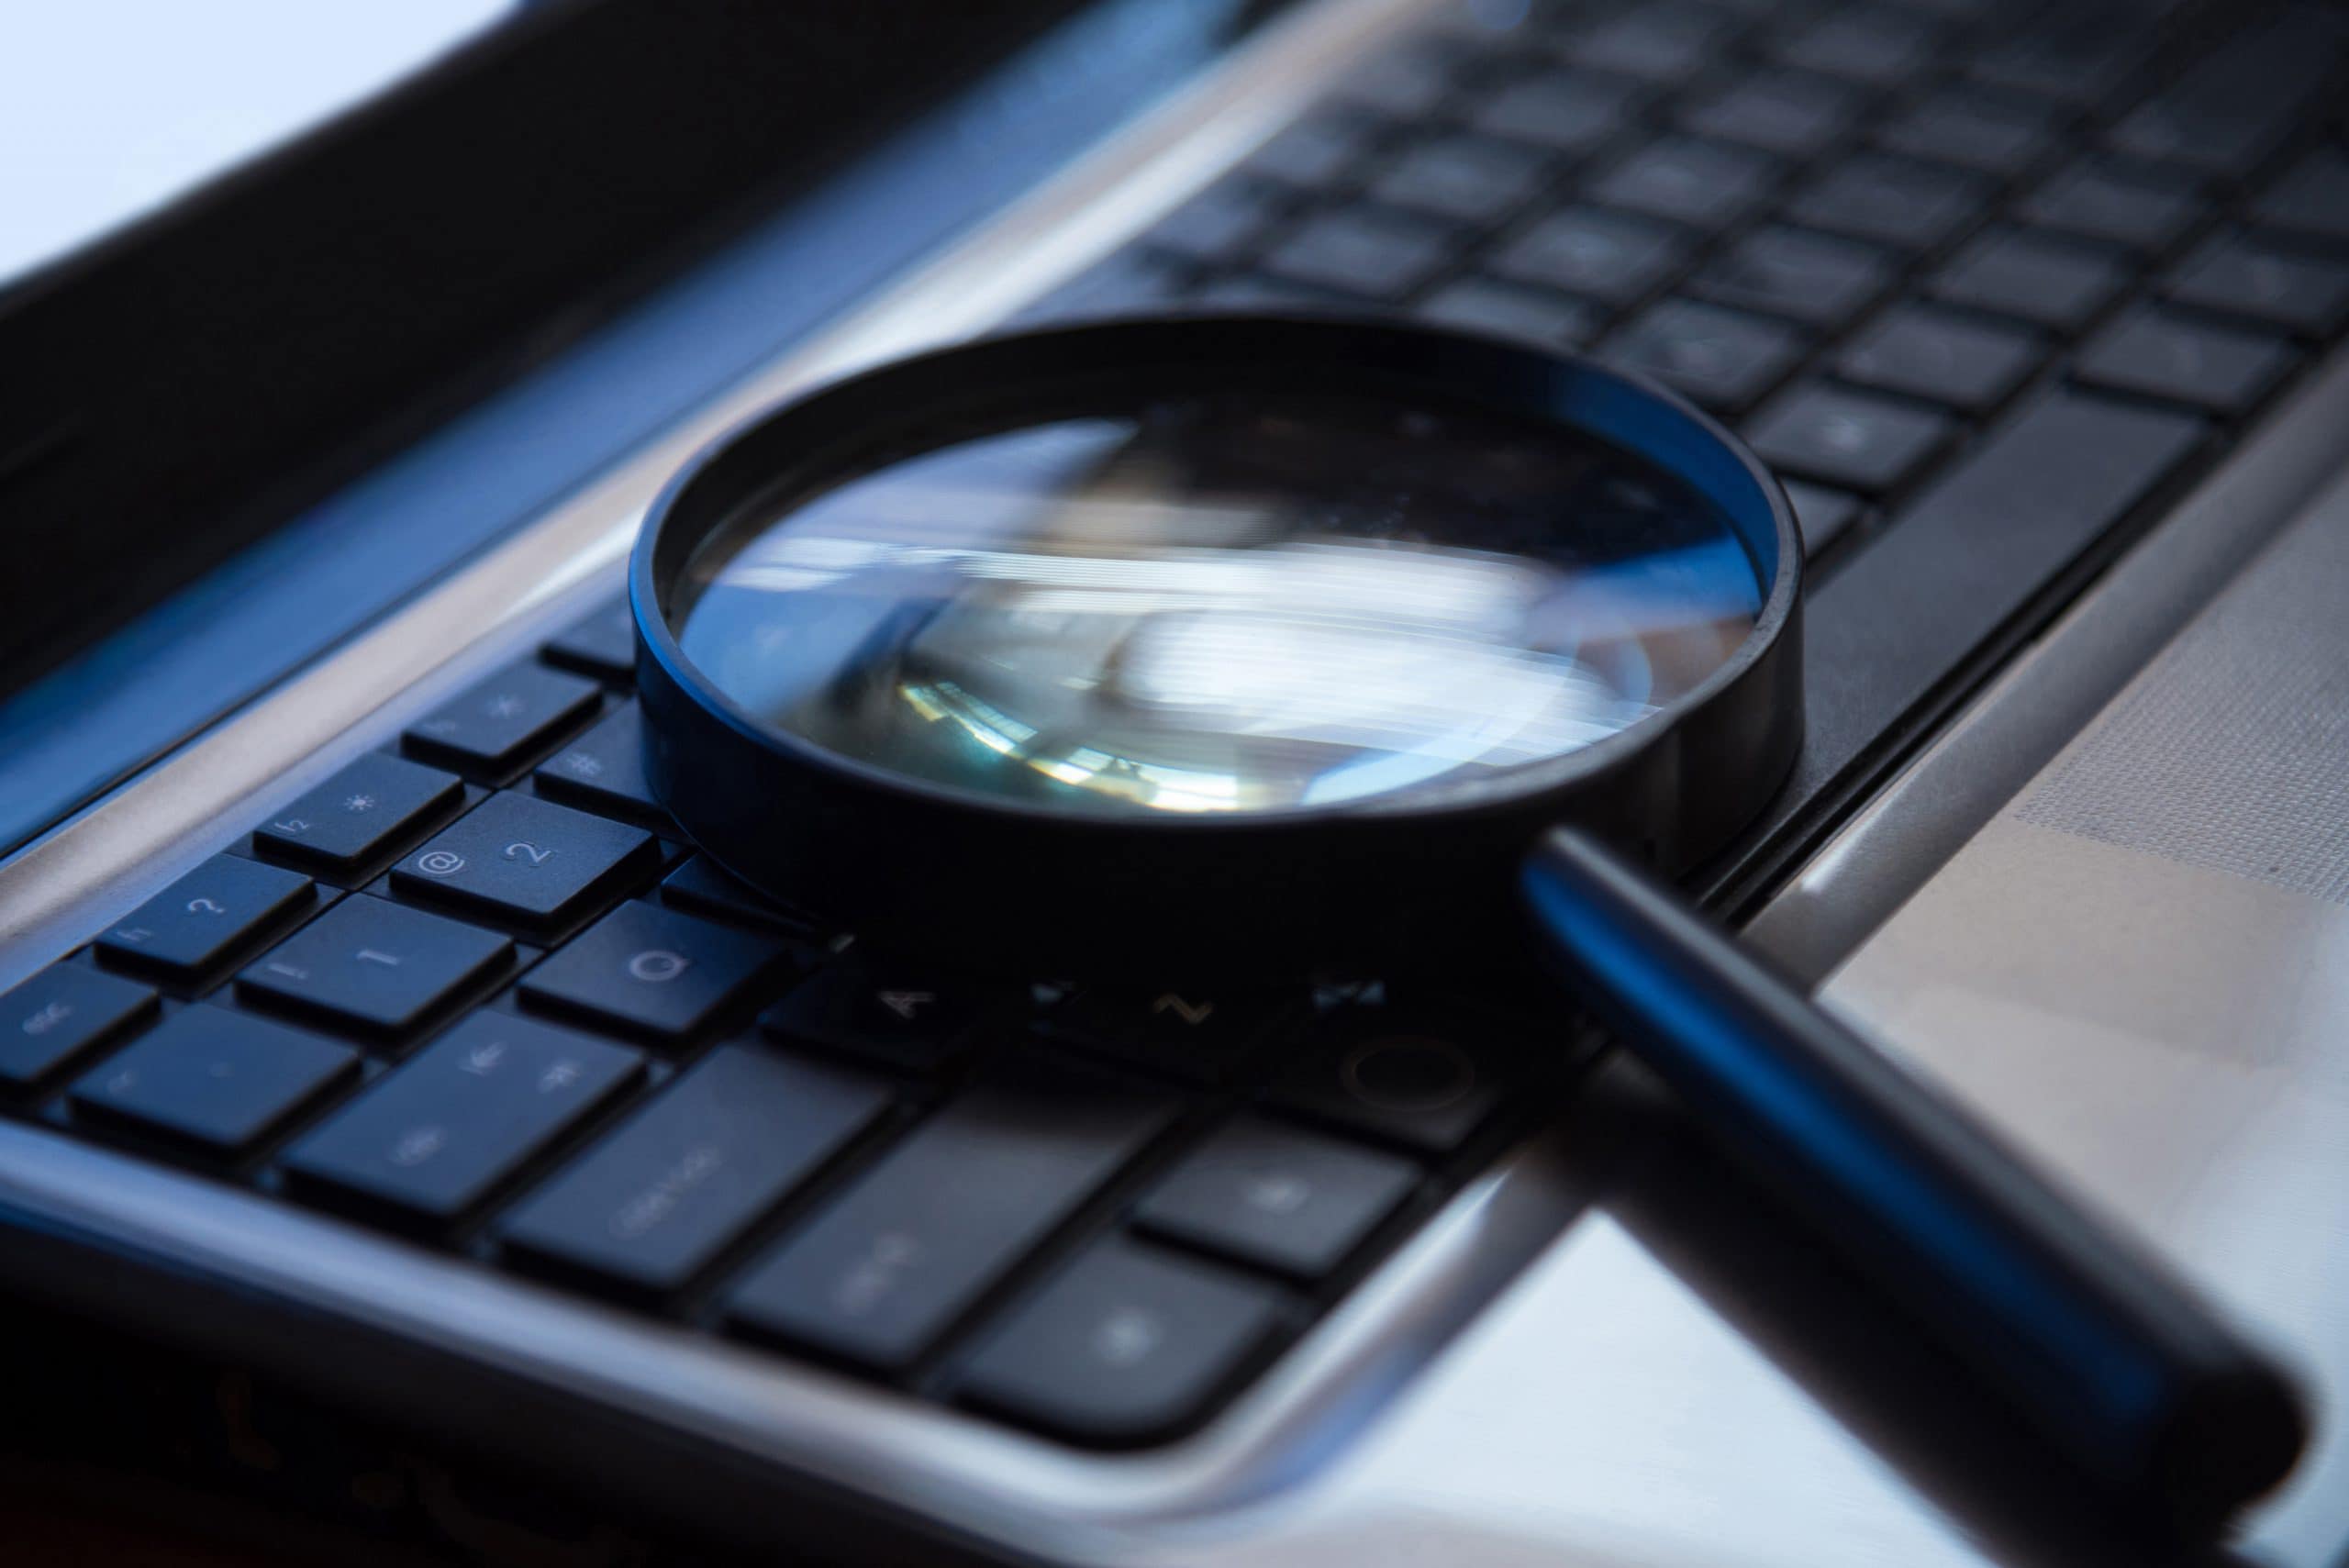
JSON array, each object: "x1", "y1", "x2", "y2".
[
  {"x1": 1370, "y1": 134, "x2": 1548, "y2": 226},
  {"x1": 1799, "y1": 392, "x2": 2204, "y2": 803},
  {"x1": 239, "y1": 897, "x2": 512, "y2": 1040},
  {"x1": 1588, "y1": 136, "x2": 1782, "y2": 232},
  {"x1": 1602, "y1": 299, "x2": 1804, "y2": 415},
  {"x1": 542, "y1": 597, "x2": 639, "y2": 684},
  {"x1": 404, "y1": 662, "x2": 600, "y2": 779},
  {"x1": 1271, "y1": 1016, "x2": 1519, "y2": 1153},
  {"x1": 1140, "y1": 181, "x2": 1285, "y2": 264},
  {"x1": 1134, "y1": 1115, "x2": 1418, "y2": 1280},
  {"x1": 1489, "y1": 207, "x2": 1688, "y2": 306},
  {"x1": 1929, "y1": 228, "x2": 2127, "y2": 331},
  {"x1": 96, "y1": 857, "x2": 315, "y2": 982},
  {"x1": 72, "y1": 1006, "x2": 356, "y2": 1156},
  {"x1": 761, "y1": 967, "x2": 991, "y2": 1076},
  {"x1": 2165, "y1": 235, "x2": 2349, "y2": 337},
  {"x1": 253, "y1": 753, "x2": 462, "y2": 873},
  {"x1": 282, "y1": 1013, "x2": 640, "y2": 1226},
  {"x1": 1045, "y1": 988, "x2": 1285, "y2": 1085},
  {"x1": 1782, "y1": 480, "x2": 1864, "y2": 557},
  {"x1": 726, "y1": 1062, "x2": 1175, "y2": 1372},
  {"x1": 533, "y1": 704, "x2": 666, "y2": 826},
  {"x1": 2103, "y1": 10, "x2": 2345, "y2": 179},
  {"x1": 1416, "y1": 276, "x2": 1599, "y2": 346},
  {"x1": 659, "y1": 855, "x2": 819, "y2": 935},
  {"x1": 1785, "y1": 153, "x2": 1991, "y2": 250},
  {"x1": 2017, "y1": 159, "x2": 2203, "y2": 253},
  {"x1": 1680, "y1": 72, "x2": 1863, "y2": 159},
  {"x1": 1837, "y1": 307, "x2": 2041, "y2": 414},
  {"x1": 1241, "y1": 113, "x2": 1376, "y2": 187},
  {"x1": 1561, "y1": 2, "x2": 1738, "y2": 83},
  {"x1": 1776, "y1": 6, "x2": 1940, "y2": 85},
  {"x1": 1261, "y1": 207, "x2": 1453, "y2": 300},
  {"x1": 1469, "y1": 68, "x2": 1645, "y2": 156},
  {"x1": 1690, "y1": 227, "x2": 1892, "y2": 328},
  {"x1": 1966, "y1": 1, "x2": 2157, "y2": 104},
  {"x1": 0, "y1": 966, "x2": 157, "y2": 1089},
  {"x1": 954, "y1": 1240, "x2": 1282, "y2": 1444},
  {"x1": 2254, "y1": 148, "x2": 2349, "y2": 247},
  {"x1": 1744, "y1": 384, "x2": 1954, "y2": 493},
  {"x1": 393, "y1": 794, "x2": 657, "y2": 932},
  {"x1": 1876, "y1": 88, "x2": 2059, "y2": 174},
  {"x1": 2074, "y1": 309, "x2": 2299, "y2": 416},
  {"x1": 502, "y1": 1045, "x2": 890, "y2": 1296},
  {"x1": 521, "y1": 900, "x2": 793, "y2": 1044}
]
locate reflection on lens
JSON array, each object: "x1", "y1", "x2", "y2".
[{"x1": 672, "y1": 390, "x2": 1763, "y2": 817}]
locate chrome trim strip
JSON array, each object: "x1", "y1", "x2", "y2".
[
  {"x1": 1744, "y1": 341, "x2": 2349, "y2": 986},
  {"x1": 0, "y1": 1115, "x2": 1583, "y2": 1552}
]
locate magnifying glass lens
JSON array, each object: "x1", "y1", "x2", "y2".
[{"x1": 670, "y1": 388, "x2": 1764, "y2": 817}]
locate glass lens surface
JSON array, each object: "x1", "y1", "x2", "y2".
[{"x1": 671, "y1": 388, "x2": 1764, "y2": 817}]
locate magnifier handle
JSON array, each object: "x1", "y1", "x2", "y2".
[{"x1": 1520, "y1": 827, "x2": 2306, "y2": 1522}]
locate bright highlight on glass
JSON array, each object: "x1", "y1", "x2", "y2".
[{"x1": 672, "y1": 389, "x2": 1763, "y2": 817}]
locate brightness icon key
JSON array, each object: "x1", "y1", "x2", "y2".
[
  {"x1": 252, "y1": 752, "x2": 462, "y2": 873},
  {"x1": 403, "y1": 660, "x2": 599, "y2": 778}
]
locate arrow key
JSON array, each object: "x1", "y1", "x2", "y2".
[{"x1": 762, "y1": 967, "x2": 992, "y2": 1075}]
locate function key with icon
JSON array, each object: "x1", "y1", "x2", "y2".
[
  {"x1": 403, "y1": 661, "x2": 601, "y2": 779},
  {"x1": 251, "y1": 752, "x2": 463, "y2": 874},
  {"x1": 533, "y1": 704, "x2": 666, "y2": 825},
  {"x1": 95, "y1": 856, "x2": 317, "y2": 984}
]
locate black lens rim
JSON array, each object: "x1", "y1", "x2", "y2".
[{"x1": 631, "y1": 314, "x2": 1802, "y2": 973}]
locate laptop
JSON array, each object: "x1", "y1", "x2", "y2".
[{"x1": 3, "y1": 0, "x2": 2345, "y2": 1561}]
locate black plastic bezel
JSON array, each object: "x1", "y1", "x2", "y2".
[{"x1": 631, "y1": 315, "x2": 1803, "y2": 976}]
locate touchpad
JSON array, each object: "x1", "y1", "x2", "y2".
[{"x1": 1820, "y1": 471, "x2": 2349, "y2": 1561}]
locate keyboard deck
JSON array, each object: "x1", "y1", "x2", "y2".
[{"x1": 6, "y1": 0, "x2": 2349, "y2": 1453}]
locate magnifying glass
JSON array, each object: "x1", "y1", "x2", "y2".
[{"x1": 629, "y1": 316, "x2": 2303, "y2": 1521}]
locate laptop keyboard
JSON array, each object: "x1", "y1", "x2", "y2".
[{"x1": 6, "y1": 0, "x2": 2348, "y2": 1452}]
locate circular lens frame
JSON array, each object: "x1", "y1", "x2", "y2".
[{"x1": 632, "y1": 315, "x2": 1802, "y2": 974}]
